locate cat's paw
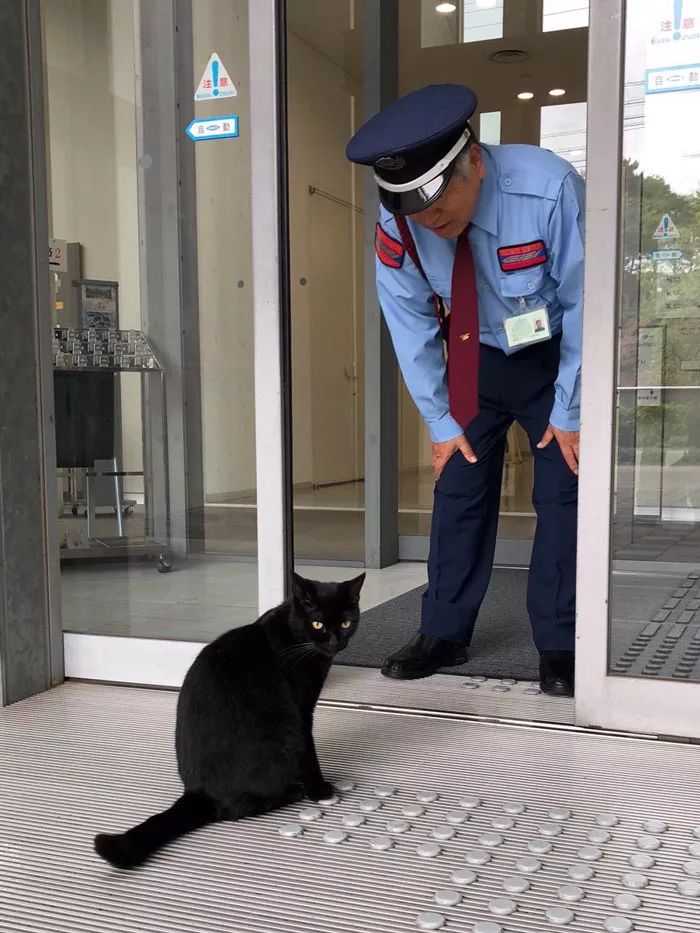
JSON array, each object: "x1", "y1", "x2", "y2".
[{"x1": 305, "y1": 780, "x2": 335, "y2": 802}]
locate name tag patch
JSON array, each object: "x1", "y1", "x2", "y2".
[
  {"x1": 497, "y1": 240, "x2": 547, "y2": 272},
  {"x1": 375, "y1": 223, "x2": 405, "y2": 269}
]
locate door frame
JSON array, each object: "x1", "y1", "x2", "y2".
[{"x1": 575, "y1": 0, "x2": 700, "y2": 739}]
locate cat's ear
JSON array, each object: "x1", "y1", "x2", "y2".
[
  {"x1": 344, "y1": 573, "x2": 365, "y2": 605},
  {"x1": 291, "y1": 572, "x2": 315, "y2": 608}
]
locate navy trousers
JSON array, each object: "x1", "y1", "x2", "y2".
[{"x1": 421, "y1": 334, "x2": 578, "y2": 653}]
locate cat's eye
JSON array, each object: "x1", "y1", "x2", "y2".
[
  {"x1": 341, "y1": 621, "x2": 352, "y2": 630},
  {"x1": 311, "y1": 620, "x2": 325, "y2": 631}
]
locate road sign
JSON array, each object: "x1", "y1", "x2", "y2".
[
  {"x1": 651, "y1": 248, "x2": 684, "y2": 261},
  {"x1": 195, "y1": 53, "x2": 237, "y2": 101},
  {"x1": 185, "y1": 116, "x2": 239, "y2": 142},
  {"x1": 652, "y1": 213, "x2": 680, "y2": 239}
]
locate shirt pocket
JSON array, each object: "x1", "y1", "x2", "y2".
[{"x1": 499, "y1": 267, "x2": 548, "y2": 310}]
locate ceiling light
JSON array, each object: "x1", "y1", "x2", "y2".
[
  {"x1": 517, "y1": 91, "x2": 534, "y2": 100},
  {"x1": 436, "y1": 2, "x2": 457, "y2": 11},
  {"x1": 549, "y1": 88, "x2": 566, "y2": 97},
  {"x1": 476, "y1": 0, "x2": 498, "y2": 7}
]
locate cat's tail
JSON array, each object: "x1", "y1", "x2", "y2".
[{"x1": 94, "y1": 792, "x2": 218, "y2": 869}]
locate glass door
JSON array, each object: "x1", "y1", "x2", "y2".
[
  {"x1": 397, "y1": 0, "x2": 589, "y2": 566},
  {"x1": 577, "y1": 0, "x2": 700, "y2": 738},
  {"x1": 283, "y1": 0, "x2": 590, "y2": 569},
  {"x1": 42, "y1": 0, "x2": 287, "y2": 685}
]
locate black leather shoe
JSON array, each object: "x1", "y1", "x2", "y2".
[
  {"x1": 382, "y1": 634, "x2": 468, "y2": 680},
  {"x1": 539, "y1": 651, "x2": 575, "y2": 697}
]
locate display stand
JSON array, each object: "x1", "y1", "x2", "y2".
[{"x1": 53, "y1": 327, "x2": 172, "y2": 573}]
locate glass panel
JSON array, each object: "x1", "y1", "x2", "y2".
[
  {"x1": 283, "y1": 0, "x2": 587, "y2": 559},
  {"x1": 479, "y1": 110, "x2": 502, "y2": 145},
  {"x1": 463, "y1": 0, "x2": 505, "y2": 44},
  {"x1": 540, "y1": 102, "x2": 587, "y2": 176},
  {"x1": 610, "y1": 0, "x2": 700, "y2": 682},
  {"x1": 404, "y1": 6, "x2": 588, "y2": 550},
  {"x1": 44, "y1": 0, "x2": 258, "y2": 642},
  {"x1": 422, "y1": 1, "x2": 462, "y2": 49},
  {"x1": 194, "y1": 3, "x2": 257, "y2": 562},
  {"x1": 542, "y1": 0, "x2": 589, "y2": 33},
  {"x1": 422, "y1": 0, "x2": 504, "y2": 48},
  {"x1": 285, "y1": 0, "x2": 365, "y2": 562}
]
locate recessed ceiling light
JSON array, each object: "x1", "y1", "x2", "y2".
[
  {"x1": 436, "y1": 2, "x2": 457, "y2": 11},
  {"x1": 549, "y1": 88, "x2": 566, "y2": 97},
  {"x1": 517, "y1": 91, "x2": 534, "y2": 100}
]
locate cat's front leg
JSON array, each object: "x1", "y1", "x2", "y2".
[{"x1": 300, "y1": 730, "x2": 334, "y2": 801}]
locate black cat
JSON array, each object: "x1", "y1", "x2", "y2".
[{"x1": 94, "y1": 572, "x2": 364, "y2": 869}]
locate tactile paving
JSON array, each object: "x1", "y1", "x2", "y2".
[
  {"x1": 610, "y1": 572, "x2": 700, "y2": 681},
  {"x1": 277, "y1": 775, "x2": 700, "y2": 931},
  {"x1": 1, "y1": 684, "x2": 699, "y2": 933}
]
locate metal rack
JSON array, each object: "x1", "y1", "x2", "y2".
[{"x1": 54, "y1": 326, "x2": 172, "y2": 573}]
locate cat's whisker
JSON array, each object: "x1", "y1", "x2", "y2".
[
  {"x1": 279, "y1": 642, "x2": 314, "y2": 658},
  {"x1": 288, "y1": 646, "x2": 316, "y2": 660},
  {"x1": 287, "y1": 646, "x2": 318, "y2": 668}
]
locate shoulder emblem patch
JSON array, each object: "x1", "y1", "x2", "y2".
[
  {"x1": 497, "y1": 239, "x2": 547, "y2": 272},
  {"x1": 375, "y1": 223, "x2": 405, "y2": 269}
]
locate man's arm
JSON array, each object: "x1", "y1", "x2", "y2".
[
  {"x1": 547, "y1": 170, "x2": 585, "y2": 432},
  {"x1": 375, "y1": 212, "x2": 463, "y2": 443}
]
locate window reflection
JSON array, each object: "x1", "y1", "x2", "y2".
[{"x1": 610, "y1": 1, "x2": 700, "y2": 682}]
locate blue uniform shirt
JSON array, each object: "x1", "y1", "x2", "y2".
[{"x1": 375, "y1": 143, "x2": 585, "y2": 442}]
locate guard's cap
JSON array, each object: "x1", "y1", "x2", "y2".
[{"x1": 346, "y1": 84, "x2": 478, "y2": 215}]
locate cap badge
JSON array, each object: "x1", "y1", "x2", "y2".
[{"x1": 375, "y1": 155, "x2": 406, "y2": 171}]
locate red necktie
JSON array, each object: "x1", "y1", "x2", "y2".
[
  {"x1": 447, "y1": 230, "x2": 480, "y2": 427},
  {"x1": 393, "y1": 217, "x2": 479, "y2": 429}
]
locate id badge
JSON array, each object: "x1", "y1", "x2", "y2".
[{"x1": 504, "y1": 304, "x2": 551, "y2": 349}]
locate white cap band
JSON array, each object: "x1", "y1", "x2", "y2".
[{"x1": 373, "y1": 130, "x2": 471, "y2": 193}]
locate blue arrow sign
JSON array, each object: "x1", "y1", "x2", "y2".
[
  {"x1": 185, "y1": 115, "x2": 239, "y2": 142},
  {"x1": 651, "y1": 249, "x2": 684, "y2": 261}
]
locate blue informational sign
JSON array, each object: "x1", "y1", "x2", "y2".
[
  {"x1": 185, "y1": 115, "x2": 239, "y2": 142},
  {"x1": 645, "y1": 63, "x2": 700, "y2": 94},
  {"x1": 651, "y1": 249, "x2": 684, "y2": 261}
]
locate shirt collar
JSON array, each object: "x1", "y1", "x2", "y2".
[{"x1": 469, "y1": 144, "x2": 499, "y2": 237}]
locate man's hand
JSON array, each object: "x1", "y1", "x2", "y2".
[
  {"x1": 538, "y1": 423, "x2": 580, "y2": 475},
  {"x1": 432, "y1": 434, "x2": 477, "y2": 481}
]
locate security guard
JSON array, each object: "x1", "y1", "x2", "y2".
[{"x1": 346, "y1": 85, "x2": 584, "y2": 697}]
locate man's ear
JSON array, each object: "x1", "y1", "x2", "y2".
[{"x1": 471, "y1": 144, "x2": 484, "y2": 180}]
